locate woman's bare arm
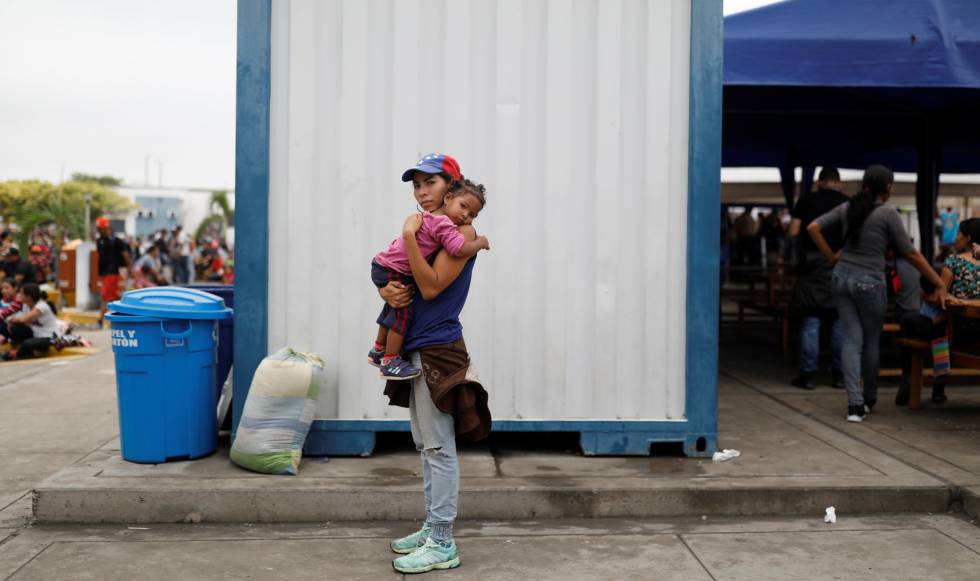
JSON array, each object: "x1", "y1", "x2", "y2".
[
  {"x1": 402, "y1": 214, "x2": 475, "y2": 300},
  {"x1": 10, "y1": 306, "x2": 40, "y2": 325},
  {"x1": 941, "y1": 266, "x2": 954, "y2": 290}
]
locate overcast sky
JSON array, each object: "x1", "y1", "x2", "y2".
[
  {"x1": 0, "y1": 0, "x2": 776, "y2": 190},
  {"x1": 0, "y1": 0, "x2": 236, "y2": 190}
]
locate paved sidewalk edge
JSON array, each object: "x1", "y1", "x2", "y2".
[
  {"x1": 33, "y1": 484, "x2": 951, "y2": 524},
  {"x1": 962, "y1": 486, "x2": 980, "y2": 522}
]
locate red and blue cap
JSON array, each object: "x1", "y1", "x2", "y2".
[{"x1": 401, "y1": 153, "x2": 461, "y2": 182}]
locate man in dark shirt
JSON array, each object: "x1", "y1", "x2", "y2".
[
  {"x1": 2, "y1": 247, "x2": 36, "y2": 286},
  {"x1": 788, "y1": 167, "x2": 849, "y2": 389},
  {"x1": 95, "y1": 216, "x2": 130, "y2": 326}
]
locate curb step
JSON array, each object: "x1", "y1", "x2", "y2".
[{"x1": 32, "y1": 480, "x2": 952, "y2": 524}]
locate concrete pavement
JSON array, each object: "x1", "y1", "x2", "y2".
[
  {"x1": 720, "y1": 331, "x2": 980, "y2": 521},
  {"x1": 0, "y1": 329, "x2": 117, "y2": 526},
  {"x1": 3, "y1": 514, "x2": 980, "y2": 580}
]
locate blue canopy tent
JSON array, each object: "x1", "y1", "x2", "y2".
[{"x1": 724, "y1": 0, "x2": 980, "y2": 258}]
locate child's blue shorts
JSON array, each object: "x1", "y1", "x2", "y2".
[{"x1": 371, "y1": 260, "x2": 414, "y2": 336}]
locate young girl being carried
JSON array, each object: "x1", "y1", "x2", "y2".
[{"x1": 369, "y1": 154, "x2": 489, "y2": 380}]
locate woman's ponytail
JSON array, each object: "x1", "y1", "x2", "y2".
[
  {"x1": 40, "y1": 290, "x2": 56, "y2": 315},
  {"x1": 846, "y1": 164, "x2": 894, "y2": 245},
  {"x1": 20, "y1": 284, "x2": 56, "y2": 315}
]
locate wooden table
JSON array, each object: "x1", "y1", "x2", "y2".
[{"x1": 947, "y1": 303, "x2": 980, "y2": 369}]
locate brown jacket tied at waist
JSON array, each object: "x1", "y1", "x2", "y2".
[{"x1": 383, "y1": 338, "x2": 492, "y2": 442}]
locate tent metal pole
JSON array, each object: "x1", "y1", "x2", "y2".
[
  {"x1": 915, "y1": 118, "x2": 940, "y2": 260},
  {"x1": 800, "y1": 164, "x2": 815, "y2": 198},
  {"x1": 779, "y1": 164, "x2": 796, "y2": 209}
]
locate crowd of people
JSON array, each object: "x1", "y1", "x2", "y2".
[
  {"x1": 786, "y1": 164, "x2": 978, "y2": 423},
  {"x1": 114, "y1": 223, "x2": 234, "y2": 290},
  {"x1": 722, "y1": 205, "x2": 792, "y2": 279},
  {"x1": 1, "y1": 228, "x2": 58, "y2": 286},
  {"x1": 1, "y1": 229, "x2": 65, "y2": 360},
  {"x1": 93, "y1": 218, "x2": 233, "y2": 326},
  {"x1": 0, "y1": 219, "x2": 233, "y2": 361}
]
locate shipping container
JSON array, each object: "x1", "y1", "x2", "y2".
[{"x1": 234, "y1": 0, "x2": 722, "y2": 456}]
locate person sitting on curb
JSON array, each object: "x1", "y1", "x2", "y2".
[
  {"x1": 133, "y1": 245, "x2": 167, "y2": 288},
  {"x1": 1, "y1": 247, "x2": 36, "y2": 287},
  {"x1": 0, "y1": 280, "x2": 22, "y2": 346},
  {"x1": 1, "y1": 283, "x2": 59, "y2": 361}
]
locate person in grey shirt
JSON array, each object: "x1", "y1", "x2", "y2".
[
  {"x1": 808, "y1": 164, "x2": 946, "y2": 423},
  {"x1": 893, "y1": 252, "x2": 923, "y2": 319}
]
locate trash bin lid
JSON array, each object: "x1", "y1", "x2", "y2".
[{"x1": 108, "y1": 287, "x2": 233, "y2": 320}]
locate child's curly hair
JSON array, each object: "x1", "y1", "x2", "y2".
[{"x1": 447, "y1": 177, "x2": 487, "y2": 208}]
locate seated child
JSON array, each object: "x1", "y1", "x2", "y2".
[
  {"x1": 897, "y1": 273, "x2": 948, "y2": 405},
  {"x1": 0, "y1": 280, "x2": 18, "y2": 312},
  {"x1": 370, "y1": 179, "x2": 489, "y2": 380},
  {"x1": 0, "y1": 280, "x2": 22, "y2": 346}
]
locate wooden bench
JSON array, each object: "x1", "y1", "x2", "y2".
[
  {"x1": 894, "y1": 337, "x2": 932, "y2": 410},
  {"x1": 737, "y1": 299, "x2": 790, "y2": 353},
  {"x1": 733, "y1": 266, "x2": 794, "y2": 353},
  {"x1": 894, "y1": 304, "x2": 980, "y2": 410}
]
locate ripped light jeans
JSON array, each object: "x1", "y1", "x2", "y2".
[
  {"x1": 832, "y1": 266, "x2": 887, "y2": 407},
  {"x1": 408, "y1": 351, "x2": 458, "y2": 543}
]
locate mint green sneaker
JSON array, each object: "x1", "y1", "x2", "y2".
[
  {"x1": 390, "y1": 525, "x2": 431, "y2": 554},
  {"x1": 392, "y1": 538, "x2": 460, "y2": 573}
]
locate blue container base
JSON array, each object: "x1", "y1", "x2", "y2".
[
  {"x1": 122, "y1": 449, "x2": 217, "y2": 464},
  {"x1": 302, "y1": 420, "x2": 718, "y2": 458},
  {"x1": 304, "y1": 431, "x2": 376, "y2": 458}
]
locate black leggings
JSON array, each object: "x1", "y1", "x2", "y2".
[{"x1": 1, "y1": 322, "x2": 52, "y2": 358}]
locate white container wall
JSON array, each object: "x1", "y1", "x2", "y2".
[{"x1": 267, "y1": 0, "x2": 692, "y2": 422}]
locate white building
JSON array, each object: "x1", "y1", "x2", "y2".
[{"x1": 116, "y1": 186, "x2": 235, "y2": 243}]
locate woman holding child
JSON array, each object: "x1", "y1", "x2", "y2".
[{"x1": 372, "y1": 154, "x2": 492, "y2": 574}]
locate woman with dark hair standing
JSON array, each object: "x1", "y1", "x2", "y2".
[{"x1": 808, "y1": 165, "x2": 946, "y2": 422}]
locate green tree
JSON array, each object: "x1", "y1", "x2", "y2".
[
  {"x1": 14, "y1": 190, "x2": 86, "y2": 251},
  {"x1": 210, "y1": 190, "x2": 234, "y2": 224},
  {"x1": 70, "y1": 173, "x2": 123, "y2": 187},
  {"x1": 0, "y1": 179, "x2": 134, "y2": 250},
  {"x1": 195, "y1": 190, "x2": 235, "y2": 242}
]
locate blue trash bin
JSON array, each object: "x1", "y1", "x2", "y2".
[
  {"x1": 106, "y1": 287, "x2": 233, "y2": 463},
  {"x1": 179, "y1": 284, "x2": 233, "y2": 395}
]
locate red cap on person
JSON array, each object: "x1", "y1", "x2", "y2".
[
  {"x1": 401, "y1": 153, "x2": 461, "y2": 182},
  {"x1": 96, "y1": 216, "x2": 110, "y2": 229}
]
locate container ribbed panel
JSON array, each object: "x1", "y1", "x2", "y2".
[{"x1": 268, "y1": 0, "x2": 691, "y2": 421}]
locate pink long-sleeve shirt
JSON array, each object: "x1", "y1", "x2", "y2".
[{"x1": 374, "y1": 212, "x2": 465, "y2": 276}]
